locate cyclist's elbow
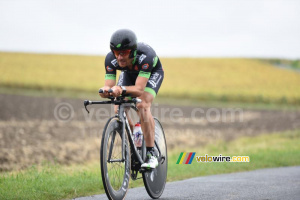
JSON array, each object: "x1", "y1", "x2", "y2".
[{"x1": 135, "y1": 86, "x2": 144, "y2": 97}]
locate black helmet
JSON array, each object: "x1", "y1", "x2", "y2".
[{"x1": 110, "y1": 29, "x2": 137, "y2": 58}]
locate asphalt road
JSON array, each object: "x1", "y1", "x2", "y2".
[{"x1": 74, "y1": 166, "x2": 300, "y2": 200}]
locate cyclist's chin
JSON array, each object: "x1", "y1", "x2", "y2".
[{"x1": 119, "y1": 62, "x2": 127, "y2": 67}]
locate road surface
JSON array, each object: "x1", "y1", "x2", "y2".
[{"x1": 74, "y1": 166, "x2": 300, "y2": 200}]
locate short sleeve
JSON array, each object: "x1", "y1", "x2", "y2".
[
  {"x1": 138, "y1": 53, "x2": 157, "y2": 79},
  {"x1": 104, "y1": 52, "x2": 117, "y2": 80}
]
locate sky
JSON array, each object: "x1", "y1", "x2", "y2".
[{"x1": 0, "y1": 0, "x2": 299, "y2": 59}]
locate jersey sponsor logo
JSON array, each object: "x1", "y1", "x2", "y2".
[
  {"x1": 150, "y1": 72, "x2": 159, "y2": 81},
  {"x1": 134, "y1": 65, "x2": 139, "y2": 71},
  {"x1": 148, "y1": 72, "x2": 162, "y2": 88},
  {"x1": 111, "y1": 59, "x2": 118, "y2": 67},
  {"x1": 139, "y1": 54, "x2": 147, "y2": 64},
  {"x1": 148, "y1": 80, "x2": 156, "y2": 88},
  {"x1": 106, "y1": 66, "x2": 113, "y2": 72},
  {"x1": 142, "y1": 63, "x2": 149, "y2": 70}
]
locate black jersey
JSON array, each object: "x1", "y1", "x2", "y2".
[{"x1": 104, "y1": 42, "x2": 163, "y2": 81}]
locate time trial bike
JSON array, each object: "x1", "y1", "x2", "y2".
[{"x1": 83, "y1": 89, "x2": 167, "y2": 200}]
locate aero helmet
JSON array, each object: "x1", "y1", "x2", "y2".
[{"x1": 110, "y1": 29, "x2": 137, "y2": 58}]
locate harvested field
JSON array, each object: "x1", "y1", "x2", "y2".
[{"x1": 1, "y1": 94, "x2": 300, "y2": 171}]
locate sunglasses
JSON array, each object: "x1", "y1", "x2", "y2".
[{"x1": 113, "y1": 49, "x2": 131, "y2": 57}]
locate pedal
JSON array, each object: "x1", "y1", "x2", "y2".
[
  {"x1": 160, "y1": 156, "x2": 166, "y2": 164},
  {"x1": 139, "y1": 167, "x2": 154, "y2": 173}
]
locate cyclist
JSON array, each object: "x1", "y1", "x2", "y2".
[{"x1": 99, "y1": 29, "x2": 164, "y2": 169}]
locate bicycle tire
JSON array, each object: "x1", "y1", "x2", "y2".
[
  {"x1": 142, "y1": 118, "x2": 168, "y2": 199},
  {"x1": 100, "y1": 117, "x2": 131, "y2": 200}
]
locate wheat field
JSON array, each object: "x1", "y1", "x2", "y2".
[{"x1": 1, "y1": 52, "x2": 300, "y2": 104}]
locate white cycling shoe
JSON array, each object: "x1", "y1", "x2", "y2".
[{"x1": 141, "y1": 153, "x2": 158, "y2": 169}]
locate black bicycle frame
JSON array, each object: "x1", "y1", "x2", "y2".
[{"x1": 84, "y1": 98, "x2": 146, "y2": 165}]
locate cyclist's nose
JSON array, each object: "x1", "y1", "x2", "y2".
[{"x1": 117, "y1": 54, "x2": 124, "y2": 59}]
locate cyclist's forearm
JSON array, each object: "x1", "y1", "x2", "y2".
[
  {"x1": 125, "y1": 85, "x2": 145, "y2": 97},
  {"x1": 104, "y1": 79, "x2": 116, "y2": 88},
  {"x1": 123, "y1": 76, "x2": 147, "y2": 97}
]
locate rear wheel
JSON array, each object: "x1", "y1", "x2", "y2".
[
  {"x1": 143, "y1": 118, "x2": 168, "y2": 199},
  {"x1": 100, "y1": 117, "x2": 130, "y2": 200}
]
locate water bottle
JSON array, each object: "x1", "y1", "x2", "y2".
[{"x1": 133, "y1": 123, "x2": 143, "y2": 147}]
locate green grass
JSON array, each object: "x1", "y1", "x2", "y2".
[
  {"x1": 1, "y1": 130, "x2": 300, "y2": 200},
  {"x1": 168, "y1": 130, "x2": 300, "y2": 181},
  {"x1": 0, "y1": 163, "x2": 102, "y2": 200},
  {"x1": 263, "y1": 58, "x2": 300, "y2": 69}
]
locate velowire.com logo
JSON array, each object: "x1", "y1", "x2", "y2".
[{"x1": 176, "y1": 152, "x2": 250, "y2": 164}]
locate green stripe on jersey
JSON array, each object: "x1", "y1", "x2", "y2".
[
  {"x1": 138, "y1": 71, "x2": 151, "y2": 78},
  {"x1": 105, "y1": 74, "x2": 116, "y2": 80},
  {"x1": 153, "y1": 56, "x2": 158, "y2": 67}
]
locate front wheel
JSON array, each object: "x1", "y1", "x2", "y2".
[
  {"x1": 100, "y1": 117, "x2": 131, "y2": 200},
  {"x1": 143, "y1": 118, "x2": 168, "y2": 199}
]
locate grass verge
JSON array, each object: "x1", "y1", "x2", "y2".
[{"x1": 1, "y1": 130, "x2": 300, "y2": 200}]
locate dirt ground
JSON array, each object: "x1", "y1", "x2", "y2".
[{"x1": 1, "y1": 93, "x2": 300, "y2": 171}]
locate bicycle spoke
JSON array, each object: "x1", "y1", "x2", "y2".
[{"x1": 104, "y1": 128, "x2": 127, "y2": 191}]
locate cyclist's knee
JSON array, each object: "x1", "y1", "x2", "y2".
[
  {"x1": 114, "y1": 105, "x2": 130, "y2": 114},
  {"x1": 137, "y1": 101, "x2": 151, "y2": 112}
]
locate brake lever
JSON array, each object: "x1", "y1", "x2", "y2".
[{"x1": 84, "y1": 100, "x2": 91, "y2": 114}]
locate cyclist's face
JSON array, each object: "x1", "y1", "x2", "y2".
[{"x1": 113, "y1": 50, "x2": 132, "y2": 67}]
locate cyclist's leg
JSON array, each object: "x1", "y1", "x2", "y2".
[
  {"x1": 138, "y1": 70, "x2": 164, "y2": 147},
  {"x1": 139, "y1": 69, "x2": 164, "y2": 168},
  {"x1": 137, "y1": 92, "x2": 155, "y2": 146}
]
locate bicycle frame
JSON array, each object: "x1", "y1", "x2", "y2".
[
  {"x1": 118, "y1": 104, "x2": 165, "y2": 167},
  {"x1": 84, "y1": 97, "x2": 145, "y2": 166},
  {"x1": 117, "y1": 103, "x2": 144, "y2": 165}
]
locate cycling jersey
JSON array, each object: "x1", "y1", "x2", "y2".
[{"x1": 104, "y1": 42, "x2": 164, "y2": 97}]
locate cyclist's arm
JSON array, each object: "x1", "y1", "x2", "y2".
[
  {"x1": 104, "y1": 79, "x2": 116, "y2": 88},
  {"x1": 121, "y1": 56, "x2": 154, "y2": 97},
  {"x1": 100, "y1": 52, "x2": 117, "y2": 97},
  {"x1": 99, "y1": 79, "x2": 115, "y2": 98},
  {"x1": 100, "y1": 77, "x2": 116, "y2": 97},
  {"x1": 122, "y1": 76, "x2": 148, "y2": 97}
]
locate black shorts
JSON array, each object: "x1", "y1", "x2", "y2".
[{"x1": 117, "y1": 69, "x2": 164, "y2": 98}]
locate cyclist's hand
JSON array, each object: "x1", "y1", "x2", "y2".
[
  {"x1": 110, "y1": 86, "x2": 122, "y2": 97},
  {"x1": 99, "y1": 86, "x2": 111, "y2": 98}
]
